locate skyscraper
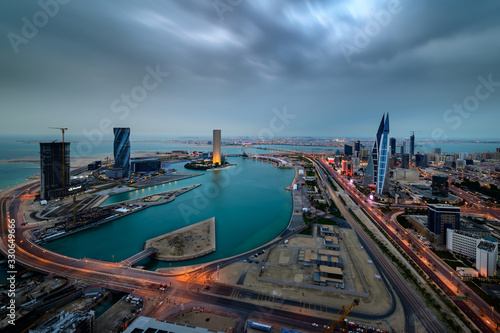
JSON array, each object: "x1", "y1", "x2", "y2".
[
  {"x1": 344, "y1": 144, "x2": 353, "y2": 156},
  {"x1": 401, "y1": 153, "x2": 410, "y2": 169},
  {"x1": 389, "y1": 137, "x2": 396, "y2": 156},
  {"x1": 213, "y1": 129, "x2": 221, "y2": 165},
  {"x1": 402, "y1": 138, "x2": 410, "y2": 155},
  {"x1": 415, "y1": 153, "x2": 428, "y2": 168},
  {"x1": 354, "y1": 140, "x2": 360, "y2": 153},
  {"x1": 40, "y1": 142, "x2": 70, "y2": 200},
  {"x1": 410, "y1": 133, "x2": 415, "y2": 156},
  {"x1": 113, "y1": 127, "x2": 131, "y2": 177},
  {"x1": 363, "y1": 114, "x2": 390, "y2": 194}
]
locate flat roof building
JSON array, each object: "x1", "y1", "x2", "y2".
[
  {"x1": 324, "y1": 236, "x2": 340, "y2": 249},
  {"x1": 314, "y1": 265, "x2": 344, "y2": 288},
  {"x1": 427, "y1": 204, "x2": 460, "y2": 244},
  {"x1": 476, "y1": 238, "x2": 498, "y2": 277},
  {"x1": 298, "y1": 249, "x2": 342, "y2": 268},
  {"x1": 446, "y1": 229, "x2": 482, "y2": 259}
]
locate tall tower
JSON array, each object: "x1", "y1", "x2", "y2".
[
  {"x1": 40, "y1": 142, "x2": 70, "y2": 200},
  {"x1": 410, "y1": 132, "x2": 415, "y2": 156},
  {"x1": 363, "y1": 114, "x2": 390, "y2": 195},
  {"x1": 389, "y1": 137, "x2": 396, "y2": 156},
  {"x1": 377, "y1": 114, "x2": 390, "y2": 194},
  {"x1": 213, "y1": 129, "x2": 221, "y2": 165},
  {"x1": 113, "y1": 127, "x2": 131, "y2": 177}
]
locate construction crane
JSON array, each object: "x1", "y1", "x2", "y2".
[
  {"x1": 49, "y1": 127, "x2": 68, "y2": 196},
  {"x1": 321, "y1": 298, "x2": 360, "y2": 333}
]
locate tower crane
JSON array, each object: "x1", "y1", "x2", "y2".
[
  {"x1": 321, "y1": 298, "x2": 360, "y2": 333},
  {"x1": 48, "y1": 127, "x2": 68, "y2": 196}
]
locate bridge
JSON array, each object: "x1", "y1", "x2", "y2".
[
  {"x1": 252, "y1": 155, "x2": 289, "y2": 166},
  {"x1": 120, "y1": 247, "x2": 158, "y2": 267}
]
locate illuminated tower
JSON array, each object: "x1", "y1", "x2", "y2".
[
  {"x1": 113, "y1": 127, "x2": 131, "y2": 177},
  {"x1": 377, "y1": 114, "x2": 390, "y2": 194},
  {"x1": 213, "y1": 129, "x2": 221, "y2": 165},
  {"x1": 363, "y1": 114, "x2": 390, "y2": 194}
]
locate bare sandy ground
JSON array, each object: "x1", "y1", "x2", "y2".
[{"x1": 145, "y1": 217, "x2": 216, "y2": 261}]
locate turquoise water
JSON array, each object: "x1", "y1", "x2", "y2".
[
  {"x1": 44, "y1": 157, "x2": 294, "y2": 267},
  {"x1": 0, "y1": 163, "x2": 39, "y2": 191}
]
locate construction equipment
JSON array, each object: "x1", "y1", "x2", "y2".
[
  {"x1": 49, "y1": 127, "x2": 68, "y2": 196},
  {"x1": 321, "y1": 298, "x2": 360, "y2": 333}
]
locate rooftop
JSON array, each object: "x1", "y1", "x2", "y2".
[{"x1": 477, "y1": 240, "x2": 497, "y2": 252}]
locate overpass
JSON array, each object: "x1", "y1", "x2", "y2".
[{"x1": 120, "y1": 247, "x2": 158, "y2": 267}]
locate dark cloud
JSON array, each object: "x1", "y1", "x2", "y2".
[{"x1": 1, "y1": 0, "x2": 500, "y2": 139}]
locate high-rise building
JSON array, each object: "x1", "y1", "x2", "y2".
[
  {"x1": 354, "y1": 141, "x2": 360, "y2": 153},
  {"x1": 401, "y1": 153, "x2": 410, "y2": 169},
  {"x1": 415, "y1": 153, "x2": 428, "y2": 168},
  {"x1": 344, "y1": 144, "x2": 353, "y2": 156},
  {"x1": 113, "y1": 127, "x2": 131, "y2": 177},
  {"x1": 363, "y1": 114, "x2": 390, "y2": 194},
  {"x1": 427, "y1": 204, "x2": 460, "y2": 244},
  {"x1": 389, "y1": 137, "x2": 396, "y2": 156},
  {"x1": 432, "y1": 175, "x2": 449, "y2": 197},
  {"x1": 213, "y1": 129, "x2": 221, "y2": 165},
  {"x1": 402, "y1": 138, "x2": 410, "y2": 155},
  {"x1": 431, "y1": 148, "x2": 441, "y2": 155},
  {"x1": 476, "y1": 238, "x2": 498, "y2": 277},
  {"x1": 40, "y1": 142, "x2": 70, "y2": 200},
  {"x1": 409, "y1": 133, "x2": 415, "y2": 156}
]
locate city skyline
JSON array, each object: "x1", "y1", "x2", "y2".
[{"x1": 1, "y1": 1, "x2": 500, "y2": 139}]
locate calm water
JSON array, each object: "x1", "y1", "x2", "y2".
[{"x1": 44, "y1": 157, "x2": 294, "y2": 267}]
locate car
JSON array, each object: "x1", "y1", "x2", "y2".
[{"x1": 312, "y1": 323, "x2": 319, "y2": 327}]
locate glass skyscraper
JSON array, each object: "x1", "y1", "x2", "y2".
[
  {"x1": 113, "y1": 127, "x2": 131, "y2": 177},
  {"x1": 363, "y1": 114, "x2": 390, "y2": 194}
]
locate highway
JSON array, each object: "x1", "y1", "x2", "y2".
[
  {"x1": 318, "y1": 159, "x2": 499, "y2": 332},
  {"x1": 312, "y1": 158, "x2": 446, "y2": 333}
]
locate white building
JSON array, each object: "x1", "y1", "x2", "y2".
[
  {"x1": 476, "y1": 238, "x2": 498, "y2": 277},
  {"x1": 446, "y1": 229, "x2": 481, "y2": 259}
]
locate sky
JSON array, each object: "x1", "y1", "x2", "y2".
[{"x1": 1, "y1": 0, "x2": 500, "y2": 140}]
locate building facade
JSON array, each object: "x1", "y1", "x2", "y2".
[
  {"x1": 131, "y1": 158, "x2": 161, "y2": 173},
  {"x1": 446, "y1": 229, "x2": 481, "y2": 259},
  {"x1": 40, "y1": 142, "x2": 70, "y2": 200},
  {"x1": 476, "y1": 238, "x2": 498, "y2": 277},
  {"x1": 344, "y1": 144, "x2": 353, "y2": 156},
  {"x1": 427, "y1": 204, "x2": 460, "y2": 244},
  {"x1": 415, "y1": 153, "x2": 428, "y2": 168},
  {"x1": 432, "y1": 175, "x2": 449, "y2": 197},
  {"x1": 113, "y1": 127, "x2": 131, "y2": 177},
  {"x1": 389, "y1": 137, "x2": 396, "y2": 156}
]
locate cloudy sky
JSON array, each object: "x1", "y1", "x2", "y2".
[{"x1": 1, "y1": 0, "x2": 500, "y2": 140}]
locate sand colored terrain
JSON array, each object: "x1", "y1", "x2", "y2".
[{"x1": 145, "y1": 217, "x2": 216, "y2": 261}]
